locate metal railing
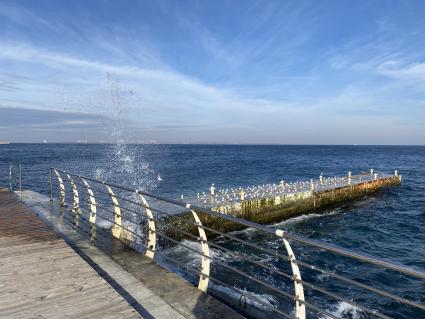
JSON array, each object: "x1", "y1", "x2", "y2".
[
  {"x1": 0, "y1": 163, "x2": 22, "y2": 191},
  {"x1": 50, "y1": 168, "x2": 425, "y2": 319}
]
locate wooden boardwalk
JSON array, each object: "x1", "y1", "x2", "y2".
[{"x1": 0, "y1": 189, "x2": 141, "y2": 319}]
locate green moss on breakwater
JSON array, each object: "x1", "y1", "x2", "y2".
[{"x1": 164, "y1": 176, "x2": 401, "y2": 239}]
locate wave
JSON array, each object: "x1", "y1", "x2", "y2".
[
  {"x1": 274, "y1": 213, "x2": 324, "y2": 227},
  {"x1": 228, "y1": 209, "x2": 343, "y2": 238},
  {"x1": 320, "y1": 301, "x2": 365, "y2": 319},
  {"x1": 212, "y1": 284, "x2": 278, "y2": 311},
  {"x1": 96, "y1": 219, "x2": 113, "y2": 229},
  {"x1": 227, "y1": 226, "x2": 259, "y2": 237},
  {"x1": 274, "y1": 209, "x2": 345, "y2": 229},
  {"x1": 160, "y1": 239, "x2": 238, "y2": 265}
]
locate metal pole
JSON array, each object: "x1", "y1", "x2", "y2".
[
  {"x1": 49, "y1": 168, "x2": 53, "y2": 201},
  {"x1": 9, "y1": 164, "x2": 12, "y2": 191},
  {"x1": 19, "y1": 164, "x2": 22, "y2": 191}
]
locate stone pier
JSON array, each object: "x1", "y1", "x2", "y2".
[{"x1": 168, "y1": 171, "x2": 401, "y2": 237}]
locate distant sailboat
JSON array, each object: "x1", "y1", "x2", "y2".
[{"x1": 157, "y1": 174, "x2": 163, "y2": 181}]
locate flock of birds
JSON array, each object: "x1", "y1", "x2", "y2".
[{"x1": 190, "y1": 172, "x2": 380, "y2": 206}]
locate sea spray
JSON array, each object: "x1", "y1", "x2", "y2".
[
  {"x1": 99, "y1": 73, "x2": 157, "y2": 191},
  {"x1": 56, "y1": 72, "x2": 158, "y2": 191},
  {"x1": 60, "y1": 73, "x2": 159, "y2": 250}
]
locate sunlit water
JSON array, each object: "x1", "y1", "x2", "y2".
[{"x1": 1, "y1": 144, "x2": 424, "y2": 318}]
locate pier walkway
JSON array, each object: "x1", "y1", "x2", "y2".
[
  {"x1": 0, "y1": 189, "x2": 142, "y2": 318},
  {"x1": 0, "y1": 188, "x2": 243, "y2": 319}
]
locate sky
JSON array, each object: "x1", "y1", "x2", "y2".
[{"x1": 0, "y1": 0, "x2": 425, "y2": 144}]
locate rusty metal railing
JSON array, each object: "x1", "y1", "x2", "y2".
[{"x1": 50, "y1": 168, "x2": 425, "y2": 319}]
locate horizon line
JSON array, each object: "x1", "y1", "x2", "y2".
[{"x1": 2, "y1": 142, "x2": 425, "y2": 147}]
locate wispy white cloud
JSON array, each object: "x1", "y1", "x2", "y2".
[
  {"x1": 0, "y1": 42, "x2": 298, "y2": 115},
  {"x1": 1, "y1": 39, "x2": 424, "y2": 144},
  {"x1": 1, "y1": 1, "x2": 425, "y2": 144},
  {"x1": 377, "y1": 61, "x2": 425, "y2": 81}
]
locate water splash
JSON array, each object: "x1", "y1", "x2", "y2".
[
  {"x1": 320, "y1": 302, "x2": 365, "y2": 319},
  {"x1": 57, "y1": 72, "x2": 157, "y2": 192},
  {"x1": 97, "y1": 73, "x2": 157, "y2": 191}
]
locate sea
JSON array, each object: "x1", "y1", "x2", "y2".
[{"x1": 1, "y1": 144, "x2": 424, "y2": 319}]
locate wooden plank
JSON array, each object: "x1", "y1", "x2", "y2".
[{"x1": 0, "y1": 190, "x2": 141, "y2": 319}]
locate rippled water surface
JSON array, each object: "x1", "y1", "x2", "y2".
[{"x1": 1, "y1": 144, "x2": 424, "y2": 318}]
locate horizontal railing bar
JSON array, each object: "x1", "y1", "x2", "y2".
[{"x1": 54, "y1": 168, "x2": 425, "y2": 281}]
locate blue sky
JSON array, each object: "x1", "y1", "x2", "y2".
[{"x1": 0, "y1": 0, "x2": 424, "y2": 144}]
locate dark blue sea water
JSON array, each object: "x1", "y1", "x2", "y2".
[{"x1": 1, "y1": 144, "x2": 424, "y2": 318}]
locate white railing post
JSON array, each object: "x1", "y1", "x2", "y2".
[
  {"x1": 67, "y1": 174, "x2": 80, "y2": 226},
  {"x1": 19, "y1": 164, "x2": 22, "y2": 191},
  {"x1": 275, "y1": 229, "x2": 306, "y2": 319},
  {"x1": 53, "y1": 170, "x2": 66, "y2": 206},
  {"x1": 190, "y1": 208, "x2": 210, "y2": 293},
  {"x1": 137, "y1": 191, "x2": 156, "y2": 259},
  {"x1": 105, "y1": 185, "x2": 122, "y2": 239},
  {"x1": 8, "y1": 164, "x2": 12, "y2": 191},
  {"x1": 82, "y1": 178, "x2": 97, "y2": 239}
]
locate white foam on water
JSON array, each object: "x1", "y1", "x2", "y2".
[
  {"x1": 96, "y1": 219, "x2": 113, "y2": 229},
  {"x1": 212, "y1": 284, "x2": 278, "y2": 311},
  {"x1": 160, "y1": 240, "x2": 202, "y2": 270},
  {"x1": 161, "y1": 239, "x2": 237, "y2": 265},
  {"x1": 315, "y1": 272, "x2": 331, "y2": 282},
  {"x1": 227, "y1": 209, "x2": 342, "y2": 239},
  {"x1": 320, "y1": 301, "x2": 365, "y2": 319},
  {"x1": 94, "y1": 167, "x2": 106, "y2": 181},
  {"x1": 159, "y1": 240, "x2": 285, "y2": 313},
  {"x1": 274, "y1": 213, "x2": 323, "y2": 227},
  {"x1": 227, "y1": 226, "x2": 260, "y2": 237},
  {"x1": 275, "y1": 209, "x2": 342, "y2": 228}
]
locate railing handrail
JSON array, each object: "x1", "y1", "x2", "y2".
[
  {"x1": 53, "y1": 167, "x2": 425, "y2": 281},
  {"x1": 49, "y1": 167, "x2": 425, "y2": 319},
  {"x1": 60, "y1": 175, "x2": 425, "y2": 313}
]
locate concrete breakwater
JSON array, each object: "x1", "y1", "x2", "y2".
[{"x1": 166, "y1": 171, "x2": 401, "y2": 238}]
